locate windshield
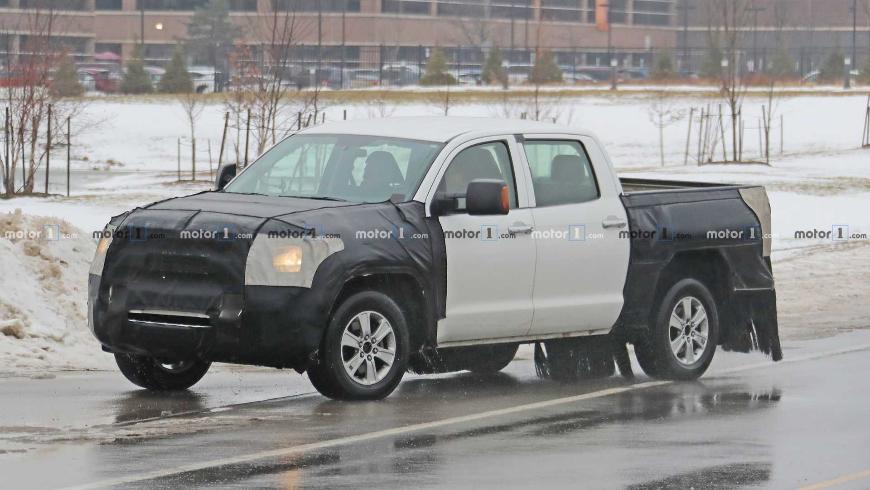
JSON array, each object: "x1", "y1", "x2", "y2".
[{"x1": 224, "y1": 134, "x2": 443, "y2": 203}]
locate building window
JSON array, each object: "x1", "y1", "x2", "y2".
[
  {"x1": 95, "y1": 0, "x2": 122, "y2": 9},
  {"x1": 491, "y1": 1, "x2": 533, "y2": 20},
  {"x1": 20, "y1": 0, "x2": 90, "y2": 10},
  {"x1": 228, "y1": 0, "x2": 258, "y2": 11},
  {"x1": 382, "y1": 0, "x2": 430, "y2": 15},
  {"x1": 437, "y1": 0, "x2": 486, "y2": 18},
  {"x1": 136, "y1": 0, "x2": 209, "y2": 10},
  {"x1": 633, "y1": 0, "x2": 672, "y2": 26},
  {"x1": 95, "y1": 43, "x2": 123, "y2": 55},
  {"x1": 541, "y1": 0, "x2": 582, "y2": 22},
  {"x1": 272, "y1": 0, "x2": 361, "y2": 12}
]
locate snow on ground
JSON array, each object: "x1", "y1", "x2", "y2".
[
  {"x1": 0, "y1": 210, "x2": 113, "y2": 373},
  {"x1": 1, "y1": 91, "x2": 868, "y2": 373}
]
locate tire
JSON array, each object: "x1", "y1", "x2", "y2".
[
  {"x1": 114, "y1": 353, "x2": 210, "y2": 391},
  {"x1": 634, "y1": 278, "x2": 720, "y2": 381},
  {"x1": 313, "y1": 291, "x2": 410, "y2": 400}
]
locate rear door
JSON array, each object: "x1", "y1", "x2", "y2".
[
  {"x1": 425, "y1": 136, "x2": 537, "y2": 345},
  {"x1": 518, "y1": 135, "x2": 630, "y2": 336}
]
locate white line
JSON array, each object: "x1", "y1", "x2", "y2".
[
  {"x1": 60, "y1": 342, "x2": 870, "y2": 490},
  {"x1": 799, "y1": 468, "x2": 870, "y2": 490}
]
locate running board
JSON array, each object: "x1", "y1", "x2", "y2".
[{"x1": 437, "y1": 328, "x2": 613, "y2": 348}]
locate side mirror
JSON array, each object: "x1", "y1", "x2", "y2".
[
  {"x1": 215, "y1": 164, "x2": 237, "y2": 191},
  {"x1": 466, "y1": 179, "x2": 509, "y2": 216}
]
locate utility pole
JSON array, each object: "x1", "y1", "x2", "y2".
[
  {"x1": 341, "y1": 0, "x2": 347, "y2": 88},
  {"x1": 509, "y1": 0, "x2": 516, "y2": 54},
  {"x1": 317, "y1": 0, "x2": 323, "y2": 78},
  {"x1": 139, "y1": 0, "x2": 145, "y2": 48},
  {"x1": 747, "y1": 5, "x2": 766, "y2": 73},
  {"x1": 676, "y1": 0, "x2": 695, "y2": 75},
  {"x1": 603, "y1": 2, "x2": 616, "y2": 90},
  {"x1": 851, "y1": 0, "x2": 857, "y2": 71}
]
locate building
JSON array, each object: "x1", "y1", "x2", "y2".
[{"x1": 0, "y1": 0, "x2": 868, "y2": 80}]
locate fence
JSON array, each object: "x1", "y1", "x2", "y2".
[{"x1": 222, "y1": 44, "x2": 870, "y2": 89}]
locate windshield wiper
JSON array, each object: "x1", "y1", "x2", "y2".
[{"x1": 279, "y1": 194, "x2": 350, "y2": 202}]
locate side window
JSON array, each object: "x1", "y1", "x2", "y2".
[
  {"x1": 523, "y1": 140, "x2": 600, "y2": 207},
  {"x1": 437, "y1": 141, "x2": 518, "y2": 211}
]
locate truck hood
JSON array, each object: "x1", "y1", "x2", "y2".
[{"x1": 145, "y1": 191, "x2": 354, "y2": 220}]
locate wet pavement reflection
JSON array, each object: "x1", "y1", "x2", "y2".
[{"x1": 1, "y1": 332, "x2": 870, "y2": 489}]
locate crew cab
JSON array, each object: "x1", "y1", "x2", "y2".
[{"x1": 88, "y1": 117, "x2": 781, "y2": 400}]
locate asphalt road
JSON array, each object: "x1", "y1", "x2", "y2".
[{"x1": 2, "y1": 331, "x2": 870, "y2": 490}]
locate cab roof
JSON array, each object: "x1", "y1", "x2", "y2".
[{"x1": 301, "y1": 116, "x2": 589, "y2": 143}]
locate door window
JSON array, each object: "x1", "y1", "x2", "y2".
[
  {"x1": 523, "y1": 140, "x2": 599, "y2": 207},
  {"x1": 437, "y1": 141, "x2": 518, "y2": 211}
]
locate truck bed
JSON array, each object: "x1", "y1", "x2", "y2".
[
  {"x1": 614, "y1": 176, "x2": 781, "y2": 361},
  {"x1": 619, "y1": 177, "x2": 744, "y2": 194}
]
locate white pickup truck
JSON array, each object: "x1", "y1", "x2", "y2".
[{"x1": 89, "y1": 117, "x2": 781, "y2": 400}]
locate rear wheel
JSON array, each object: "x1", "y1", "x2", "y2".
[
  {"x1": 634, "y1": 278, "x2": 720, "y2": 380},
  {"x1": 114, "y1": 353, "x2": 210, "y2": 391},
  {"x1": 309, "y1": 291, "x2": 410, "y2": 400}
]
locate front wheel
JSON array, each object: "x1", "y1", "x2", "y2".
[
  {"x1": 114, "y1": 353, "x2": 211, "y2": 391},
  {"x1": 309, "y1": 291, "x2": 410, "y2": 400},
  {"x1": 634, "y1": 278, "x2": 720, "y2": 381}
]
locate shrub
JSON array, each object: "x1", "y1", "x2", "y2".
[
  {"x1": 420, "y1": 47, "x2": 456, "y2": 86},
  {"x1": 159, "y1": 48, "x2": 193, "y2": 93},
  {"x1": 121, "y1": 49, "x2": 153, "y2": 94},
  {"x1": 51, "y1": 55, "x2": 84, "y2": 97},
  {"x1": 482, "y1": 47, "x2": 507, "y2": 86},
  {"x1": 529, "y1": 50, "x2": 562, "y2": 84}
]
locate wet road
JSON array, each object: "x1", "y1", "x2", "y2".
[{"x1": 2, "y1": 331, "x2": 870, "y2": 490}]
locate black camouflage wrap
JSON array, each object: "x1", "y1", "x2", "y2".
[
  {"x1": 89, "y1": 191, "x2": 446, "y2": 370},
  {"x1": 617, "y1": 185, "x2": 782, "y2": 361}
]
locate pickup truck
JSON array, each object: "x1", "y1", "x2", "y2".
[{"x1": 88, "y1": 117, "x2": 781, "y2": 400}]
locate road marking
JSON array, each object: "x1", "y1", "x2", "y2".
[
  {"x1": 799, "y1": 469, "x2": 870, "y2": 490},
  {"x1": 61, "y1": 342, "x2": 870, "y2": 490},
  {"x1": 60, "y1": 381, "x2": 671, "y2": 490}
]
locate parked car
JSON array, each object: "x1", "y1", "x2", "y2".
[
  {"x1": 801, "y1": 69, "x2": 861, "y2": 85},
  {"x1": 347, "y1": 68, "x2": 380, "y2": 88},
  {"x1": 456, "y1": 68, "x2": 482, "y2": 86},
  {"x1": 562, "y1": 71, "x2": 597, "y2": 84},
  {"x1": 143, "y1": 66, "x2": 165, "y2": 86},
  {"x1": 89, "y1": 117, "x2": 782, "y2": 400},
  {"x1": 382, "y1": 64, "x2": 422, "y2": 86},
  {"x1": 187, "y1": 66, "x2": 218, "y2": 93},
  {"x1": 76, "y1": 61, "x2": 123, "y2": 93},
  {"x1": 505, "y1": 64, "x2": 532, "y2": 84}
]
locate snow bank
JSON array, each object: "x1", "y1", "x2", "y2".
[{"x1": 0, "y1": 210, "x2": 112, "y2": 374}]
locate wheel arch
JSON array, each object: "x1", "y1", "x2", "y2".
[
  {"x1": 328, "y1": 270, "x2": 435, "y2": 353},
  {"x1": 650, "y1": 249, "x2": 734, "y2": 344}
]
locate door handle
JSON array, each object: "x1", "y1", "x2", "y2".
[
  {"x1": 602, "y1": 216, "x2": 628, "y2": 229},
  {"x1": 508, "y1": 223, "x2": 534, "y2": 235}
]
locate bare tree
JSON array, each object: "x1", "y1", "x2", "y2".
[
  {"x1": 648, "y1": 93, "x2": 686, "y2": 167},
  {"x1": 239, "y1": 3, "x2": 317, "y2": 159},
  {"x1": 707, "y1": 0, "x2": 751, "y2": 162},
  {"x1": 2, "y1": 3, "x2": 90, "y2": 196},
  {"x1": 178, "y1": 92, "x2": 205, "y2": 180}
]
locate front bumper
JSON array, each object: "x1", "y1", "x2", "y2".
[{"x1": 88, "y1": 274, "x2": 329, "y2": 369}]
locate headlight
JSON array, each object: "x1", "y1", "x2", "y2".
[
  {"x1": 246, "y1": 235, "x2": 344, "y2": 288},
  {"x1": 272, "y1": 245, "x2": 303, "y2": 273},
  {"x1": 89, "y1": 224, "x2": 116, "y2": 276}
]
